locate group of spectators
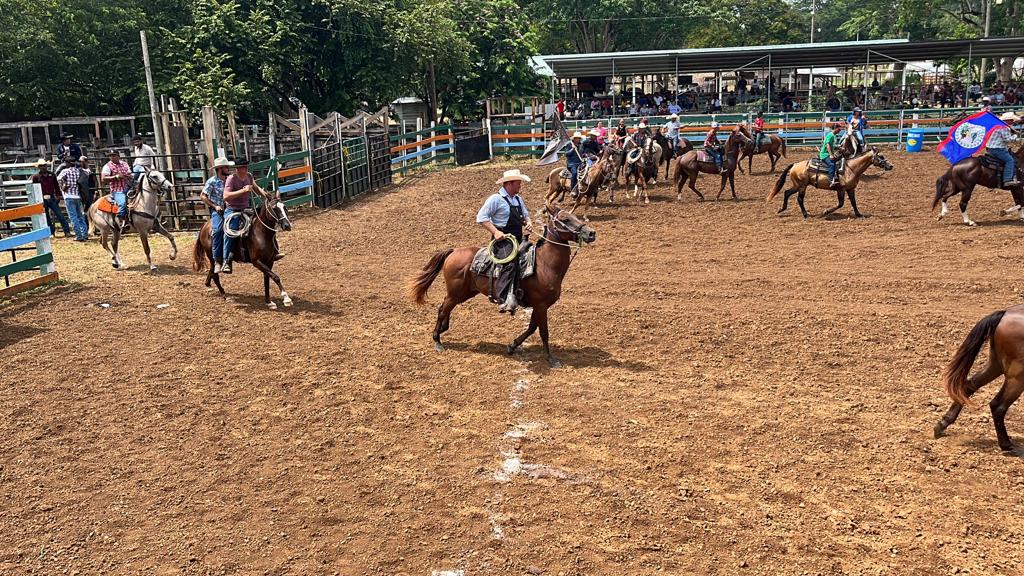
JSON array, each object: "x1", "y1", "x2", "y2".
[{"x1": 29, "y1": 133, "x2": 157, "y2": 241}]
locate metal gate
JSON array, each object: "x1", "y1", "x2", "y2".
[
  {"x1": 313, "y1": 141, "x2": 345, "y2": 208},
  {"x1": 454, "y1": 128, "x2": 491, "y2": 166},
  {"x1": 343, "y1": 136, "x2": 370, "y2": 197},
  {"x1": 367, "y1": 132, "x2": 393, "y2": 189}
]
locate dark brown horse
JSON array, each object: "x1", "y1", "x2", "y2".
[
  {"x1": 672, "y1": 130, "x2": 750, "y2": 201},
  {"x1": 408, "y1": 205, "x2": 596, "y2": 368},
  {"x1": 736, "y1": 124, "x2": 787, "y2": 173},
  {"x1": 652, "y1": 128, "x2": 694, "y2": 180},
  {"x1": 546, "y1": 146, "x2": 614, "y2": 218},
  {"x1": 932, "y1": 145, "x2": 1024, "y2": 227},
  {"x1": 623, "y1": 139, "x2": 663, "y2": 205},
  {"x1": 935, "y1": 305, "x2": 1024, "y2": 454},
  {"x1": 193, "y1": 196, "x2": 293, "y2": 309}
]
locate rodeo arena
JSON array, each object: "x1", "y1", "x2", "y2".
[{"x1": 7, "y1": 33, "x2": 1024, "y2": 574}]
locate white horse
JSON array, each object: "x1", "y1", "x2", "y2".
[{"x1": 88, "y1": 168, "x2": 178, "y2": 271}]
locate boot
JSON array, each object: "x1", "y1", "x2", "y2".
[
  {"x1": 498, "y1": 289, "x2": 518, "y2": 315},
  {"x1": 221, "y1": 259, "x2": 233, "y2": 274},
  {"x1": 1006, "y1": 179, "x2": 1021, "y2": 188},
  {"x1": 213, "y1": 261, "x2": 223, "y2": 274}
]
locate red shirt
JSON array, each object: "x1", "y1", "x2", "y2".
[
  {"x1": 31, "y1": 172, "x2": 59, "y2": 198},
  {"x1": 753, "y1": 117, "x2": 765, "y2": 131}
]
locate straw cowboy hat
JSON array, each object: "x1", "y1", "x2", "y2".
[
  {"x1": 638, "y1": 122, "x2": 648, "y2": 128},
  {"x1": 495, "y1": 169, "x2": 532, "y2": 185},
  {"x1": 212, "y1": 157, "x2": 235, "y2": 169},
  {"x1": 999, "y1": 111, "x2": 1021, "y2": 123},
  {"x1": 571, "y1": 131, "x2": 584, "y2": 140},
  {"x1": 34, "y1": 159, "x2": 48, "y2": 167},
  {"x1": 669, "y1": 113, "x2": 679, "y2": 120}
]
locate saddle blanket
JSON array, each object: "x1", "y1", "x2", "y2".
[
  {"x1": 980, "y1": 154, "x2": 1006, "y2": 170},
  {"x1": 470, "y1": 242, "x2": 538, "y2": 280},
  {"x1": 97, "y1": 195, "x2": 119, "y2": 214}
]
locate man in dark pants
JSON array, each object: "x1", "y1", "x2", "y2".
[
  {"x1": 31, "y1": 161, "x2": 69, "y2": 237},
  {"x1": 476, "y1": 169, "x2": 534, "y2": 314}
]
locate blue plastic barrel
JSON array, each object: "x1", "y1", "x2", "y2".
[{"x1": 906, "y1": 128, "x2": 925, "y2": 152}]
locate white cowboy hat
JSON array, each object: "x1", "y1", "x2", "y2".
[
  {"x1": 638, "y1": 122, "x2": 647, "y2": 128},
  {"x1": 212, "y1": 157, "x2": 235, "y2": 169},
  {"x1": 669, "y1": 113, "x2": 678, "y2": 119},
  {"x1": 999, "y1": 111, "x2": 1021, "y2": 122},
  {"x1": 495, "y1": 169, "x2": 532, "y2": 185},
  {"x1": 34, "y1": 159, "x2": 48, "y2": 167},
  {"x1": 571, "y1": 131, "x2": 583, "y2": 139},
  {"x1": 710, "y1": 121, "x2": 720, "y2": 129}
]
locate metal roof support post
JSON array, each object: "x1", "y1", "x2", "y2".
[
  {"x1": 675, "y1": 57, "x2": 679, "y2": 99},
  {"x1": 967, "y1": 42, "x2": 973, "y2": 85},
  {"x1": 718, "y1": 70, "x2": 723, "y2": 109},
  {"x1": 612, "y1": 59, "x2": 617, "y2": 117},
  {"x1": 808, "y1": 64, "x2": 814, "y2": 110},
  {"x1": 767, "y1": 53, "x2": 772, "y2": 113},
  {"x1": 863, "y1": 49, "x2": 870, "y2": 110}
]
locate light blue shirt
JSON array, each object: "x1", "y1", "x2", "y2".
[
  {"x1": 476, "y1": 187, "x2": 529, "y2": 227},
  {"x1": 664, "y1": 120, "x2": 681, "y2": 138}
]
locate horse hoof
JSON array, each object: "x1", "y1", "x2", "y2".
[
  {"x1": 434, "y1": 342, "x2": 444, "y2": 352},
  {"x1": 267, "y1": 301, "x2": 278, "y2": 310},
  {"x1": 548, "y1": 356, "x2": 564, "y2": 369},
  {"x1": 149, "y1": 265, "x2": 158, "y2": 272},
  {"x1": 933, "y1": 422, "x2": 947, "y2": 439},
  {"x1": 169, "y1": 253, "x2": 177, "y2": 261},
  {"x1": 283, "y1": 297, "x2": 294, "y2": 307},
  {"x1": 644, "y1": 198, "x2": 650, "y2": 205},
  {"x1": 507, "y1": 345, "x2": 517, "y2": 356}
]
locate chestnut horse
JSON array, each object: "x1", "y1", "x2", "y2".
[
  {"x1": 408, "y1": 205, "x2": 596, "y2": 368},
  {"x1": 652, "y1": 129, "x2": 694, "y2": 180},
  {"x1": 932, "y1": 145, "x2": 1024, "y2": 227},
  {"x1": 672, "y1": 130, "x2": 750, "y2": 201},
  {"x1": 193, "y1": 196, "x2": 293, "y2": 309},
  {"x1": 546, "y1": 147, "x2": 614, "y2": 217},
  {"x1": 768, "y1": 147, "x2": 893, "y2": 218},
  {"x1": 935, "y1": 305, "x2": 1024, "y2": 454},
  {"x1": 736, "y1": 124, "x2": 787, "y2": 174},
  {"x1": 623, "y1": 139, "x2": 663, "y2": 205}
]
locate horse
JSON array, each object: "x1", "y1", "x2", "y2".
[
  {"x1": 407, "y1": 204, "x2": 597, "y2": 368},
  {"x1": 932, "y1": 145, "x2": 1024, "y2": 227},
  {"x1": 623, "y1": 139, "x2": 663, "y2": 205},
  {"x1": 652, "y1": 129, "x2": 693, "y2": 180},
  {"x1": 736, "y1": 124, "x2": 787, "y2": 173},
  {"x1": 671, "y1": 130, "x2": 750, "y2": 201},
  {"x1": 545, "y1": 147, "x2": 613, "y2": 216},
  {"x1": 192, "y1": 194, "x2": 294, "y2": 309},
  {"x1": 87, "y1": 168, "x2": 178, "y2": 271},
  {"x1": 934, "y1": 305, "x2": 1024, "y2": 454},
  {"x1": 767, "y1": 147, "x2": 894, "y2": 218}
]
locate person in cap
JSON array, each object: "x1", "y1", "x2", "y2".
[
  {"x1": 476, "y1": 169, "x2": 534, "y2": 314},
  {"x1": 704, "y1": 122, "x2": 723, "y2": 168},
  {"x1": 986, "y1": 112, "x2": 1022, "y2": 188},
  {"x1": 752, "y1": 111, "x2": 767, "y2": 152},
  {"x1": 636, "y1": 119, "x2": 651, "y2": 144},
  {"x1": 129, "y1": 135, "x2": 157, "y2": 191},
  {"x1": 664, "y1": 113, "x2": 682, "y2": 150},
  {"x1": 981, "y1": 96, "x2": 992, "y2": 113},
  {"x1": 221, "y1": 158, "x2": 269, "y2": 273},
  {"x1": 101, "y1": 149, "x2": 133, "y2": 229},
  {"x1": 846, "y1": 108, "x2": 867, "y2": 153},
  {"x1": 201, "y1": 157, "x2": 234, "y2": 273},
  {"x1": 31, "y1": 160, "x2": 69, "y2": 237},
  {"x1": 57, "y1": 156, "x2": 89, "y2": 241},
  {"x1": 565, "y1": 131, "x2": 585, "y2": 196},
  {"x1": 820, "y1": 123, "x2": 844, "y2": 187},
  {"x1": 56, "y1": 133, "x2": 82, "y2": 163}
]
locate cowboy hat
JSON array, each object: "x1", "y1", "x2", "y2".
[
  {"x1": 999, "y1": 111, "x2": 1021, "y2": 123},
  {"x1": 669, "y1": 113, "x2": 678, "y2": 119},
  {"x1": 710, "y1": 121, "x2": 720, "y2": 129},
  {"x1": 212, "y1": 157, "x2": 234, "y2": 169},
  {"x1": 106, "y1": 149, "x2": 121, "y2": 156},
  {"x1": 638, "y1": 122, "x2": 647, "y2": 128},
  {"x1": 571, "y1": 131, "x2": 584, "y2": 139},
  {"x1": 495, "y1": 168, "x2": 532, "y2": 185},
  {"x1": 34, "y1": 159, "x2": 48, "y2": 167}
]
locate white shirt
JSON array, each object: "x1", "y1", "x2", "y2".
[{"x1": 132, "y1": 144, "x2": 157, "y2": 168}]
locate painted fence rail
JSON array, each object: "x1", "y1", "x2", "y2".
[
  {"x1": 0, "y1": 183, "x2": 59, "y2": 298},
  {"x1": 251, "y1": 149, "x2": 315, "y2": 208},
  {"x1": 390, "y1": 123, "x2": 455, "y2": 175}
]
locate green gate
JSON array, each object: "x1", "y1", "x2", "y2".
[{"x1": 343, "y1": 136, "x2": 370, "y2": 197}]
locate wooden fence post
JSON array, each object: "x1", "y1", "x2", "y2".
[{"x1": 27, "y1": 184, "x2": 54, "y2": 277}]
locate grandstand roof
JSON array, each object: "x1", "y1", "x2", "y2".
[{"x1": 535, "y1": 37, "x2": 1024, "y2": 77}]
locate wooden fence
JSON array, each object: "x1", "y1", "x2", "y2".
[
  {"x1": 389, "y1": 123, "x2": 454, "y2": 175},
  {"x1": 0, "y1": 182, "x2": 58, "y2": 298},
  {"x1": 251, "y1": 150, "x2": 315, "y2": 208}
]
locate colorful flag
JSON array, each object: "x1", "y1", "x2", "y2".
[
  {"x1": 537, "y1": 114, "x2": 572, "y2": 166},
  {"x1": 938, "y1": 111, "x2": 1008, "y2": 165}
]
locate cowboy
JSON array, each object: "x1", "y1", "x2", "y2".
[
  {"x1": 581, "y1": 129, "x2": 602, "y2": 159},
  {"x1": 986, "y1": 112, "x2": 1022, "y2": 188},
  {"x1": 55, "y1": 134, "x2": 82, "y2": 163},
  {"x1": 821, "y1": 123, "x2": 843, "y2": 187},
  {"x1": 31, "y1": 160, "x2": 69, "y2": 237},
  {"x1": 129, "y1": 135, "x2": 157, "y2": 191},
  {"x1": 664, "y1": 113, "x2": 681, "y2": 150},
  {"x1": 101, "y1": 149, "x2": 132, "y2": 229},
  {"x1": 201, "y1": 157, "x2": 233, "y2": 273},
  {"x1": 635, "y1": 120, "x2": 651, "y2": 145},
  {"x1": 57, "y1": 158, "x2": 89, "y2": 241},
  {"x1": 980, "y1": 96, "x2": 992, "y2": 112},
  {"x1": 704, "y1": 122, "x2": 723, "y2": 168},
  {"x1": 847, "y1": 108, "x2": 867, "y2": 153},
  {"x1": 752, "y1": 111, "x2": 767, "y2": 152},
  {"x1": 564, "y1": 131, "x2": 585, "y2": 195},
  {"x1": 221, "y1": 158, "x2": 262, "y2": 274},
  {"x1": 476, "y1": 169, "x2": 533, "y2": 314}
]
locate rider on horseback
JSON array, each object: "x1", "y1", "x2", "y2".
[
  {"x1": 752, "y1": 111, "x2": 767, "y2": 152},
  {"x1": 221, "y1": 159, "x2": 266, "y2": 274},
  {"x1": 476, "y1": 169, "x2": 534, "y2": 314},
  {"x1": 200, "y1": 157, "x2": 233, "y2": 274},
  {"x1": 580, "y1": 129, "x2": 602, "y2": 160},
  {"x1": 987, "y1": 112, "x2": 1022, "y2": 188},
  {"x1": 704, "y1": 122, "x2": 723, "y2": 168},
  {"x1": 847, "y1": 108, "x2": 867, "y2": 153},
  {"x1": 565, "y1": 131, "x2": 585, "y2": 196},
  {"x1": 821, "y1": 123, "x2": 843, "y2": 187},
  {"x1": 100, "y1": 149, "x2": 132, "y2": 231},
  {"x1": 664, "y1": 114, "x2": 681, "y2": 150}
]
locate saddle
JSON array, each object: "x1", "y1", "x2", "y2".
[
  {"x1": 97, "y1": 195, "x2": 119, "y2": 214},
  {"x1": 980, "y1": 153, "x2": 1006, "y2": 171},
  {"x1": 470, "y1": 242, "x2": 538, "y2": 305},
  {"x1": 808, "y1": 156, "x2": 845, "y2": 174}
]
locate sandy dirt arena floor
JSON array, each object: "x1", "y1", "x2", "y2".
[{"x1": 5, "y1": 149, "x2": 1024, "y2": 575}]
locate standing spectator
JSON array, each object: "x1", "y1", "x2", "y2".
[
  {"x1": 129, "y1": 135, "x2": 157, "y2": 190},
  {"x1": 31, "y1": 161, "x2": 69, "y2": 237},
  {"x1": 555, "y1": 99, "x2": 565, "y2": 120},
  {"x1": 101, "y1": 149, "x2": 133, "y2": 229},
  {"x1": 736, "y1": 77, "x2": 748, "y2": 102},
  {"x1": 593, "y1": 121, "x2": 607, "y2": 145},
  {"x1": 55, "y1": 134, "x2": 82, "y2": 163},
  {"x1": 602, "y1": 96, "x2": 612, "y2": 116},
  {"x1": 751, "y1": 77, "x2": 761, "y2": 96},
  {"x1": 826, "y1": 93, "x2": 842, "y2": 112},
  {"x1": 57, "y1": 160, "x2": 88, "y2": 241},
  {"x1": 78, "y1": 155, "x2": 98, "y2": 229}
]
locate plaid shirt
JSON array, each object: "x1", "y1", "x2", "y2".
[
  {"x1": 202, "y1": 175, "x2": 226, "y2": 208},
  {"x1": 988, "y1": 125, "x2": 1021, "y2": 149},
  {"x1": 102, "y1": 160, "x2": 132, "y2": 193},
  {"x1": 57, "y1": 166, "x2": 82, "y2": 198}
]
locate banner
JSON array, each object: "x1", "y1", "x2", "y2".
[
  {"x1": 537, "y1": 114, "x2": 572, "y2": 166},
  {"x1": 937, "y1": 111, "x2": 1008, "y2": 165}
]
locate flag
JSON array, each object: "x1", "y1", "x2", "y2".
[
  {"x1": 537, "y1": 114, "x2": 572, "y2": 166},
  {"x1": 938, "y1": 111, "x2": 1008, "y2": 165}
]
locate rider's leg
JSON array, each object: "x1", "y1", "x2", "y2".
[
  {"x1": 990, "y1": 148, "x2": 1016, "y2": 185},
  {"x1": 569, "y1": 162, "x2": 579, "y2": 194},
  {"x1": 826, "y1": 157, "x2": 837, "y2": 184},
  {"x1": 222, "y1": 208, "x2": 240, "y2": 272},
  {"x1": 210, "y1": 209, "x2": 225, "y2": 271}
]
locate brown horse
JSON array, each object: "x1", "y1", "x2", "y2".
[
  {"x1": 623, "y1": 139, "x2": 663, "y2": 205},
  {"x1": 736, "y1": 124, "x2": 787, "y2": 173},
  {"x1": 672, "y1": 130, "x2": 750, "y2": 201},
  {"x1": 407, "y1": 205, "x2": 597, "y2": 368},
  {"x1": 652, "y1": 129, "x2": 693, "y2": 180},
  {"x1": 767, "y1": 147, "x2": 893, "y2": 218},
  {"x1": 546, "y1": 147, "x2": 614, "y2": 217},
  {"x1": 932, "y1": 145, "x2": 1024, "y2": 227},
  {"x1": 192, "y1": 196, "x2": 293, "y2": 309},
  {"x1": 935, "y1": 305, "x2": 1024, "y2": 454}
]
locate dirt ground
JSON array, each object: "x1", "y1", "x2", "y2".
[{"x1": 4, "y1": 149, "x2": 1024, "y2": 575}]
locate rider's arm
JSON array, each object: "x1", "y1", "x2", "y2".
[
  {"x1": 200, "y1": 181, "x2": 223, "y2": 212},
  {"x1": 480, "y1": 220, "x2": 503, "y2": 240},
  {"x1": 476, "y1": 196, "x2": 503, "y2": 240}
]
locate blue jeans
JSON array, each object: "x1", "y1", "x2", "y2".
[
  {"x1": 567, "y1": 161, "x2": 581, "y2": 192},
  {"x1": 209, "y1": 209, "x2": 225, "y2": 264},
  {"x1": 63, "y1": 197, "x2": 88, "y2": 240},
  {"x1": 223, "y1": 207, "x2": 244, "y2": 262},
  {"x1": 43, "y1": 197, "x2": 69, "y2": 235},
  {"x1": 853, "y1": 131, "x2": 865, "y2": 148},
  {"x1": 822, "y1": 157, "x2": 837, "y2": 181},
  {"x1": 708, "y1": 149, "x2": 722, "y2": 166},
  {"x1": 113, "y1": 190, "x2": 128, "y2": 219},
  {"x1": 988, "y1": 147, "x2": 1017, "y2": 183}
]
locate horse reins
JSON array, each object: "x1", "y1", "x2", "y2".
[{"x1": 543, "y1": 210, "x2": 586, "y2": 263}]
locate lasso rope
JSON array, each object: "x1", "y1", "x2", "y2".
[{"x1": 223, "y1": 212, "x2": 252, "y2": 238}]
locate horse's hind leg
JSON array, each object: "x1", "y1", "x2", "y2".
[
  {"x1": 780, "y1": 189, "x2": 797, "y2": 214},
  {"x1": 960, "y1": 185, "x2": 977, "y2": 226},
  {"x1": 110, "y1": 229, "x2": 123, "y2": 269},
  {"x1": 797, "y1": 187, "x2": 814, "y2": 219},
  {"x1": 990, "y1": 375, "x2": 1024, "y2": 453},
  {"x1": 434, "y1": 293, "x2": 467, "y2": 352},
  {"x1": 688, "y1": 174, "x2": 704, "y2": 201},
  {"x1": 935, "y1": 357, "x2": 1002, "y2": 438},
  {"x1": 848, "y1": 188, "x2": 863, "y2": 218}
]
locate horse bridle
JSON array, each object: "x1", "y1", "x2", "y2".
[{"x1": 543, "y1": 210, "x2": 589, "y2": 262}]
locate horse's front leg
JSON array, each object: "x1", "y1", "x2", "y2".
[
  {"x1": 153, "y1": 219, "x2": 177, "y2": 260},
  {"x1": 716, "y1": 173, "x2": 727, "y2": 200},
  {"x1": 533, "y1": 306, "x2": 561, "y2": 368},
  {"x1": 110, "y1": 228, "x2": 123, "y2": 269},
  {"x1": 823, "y1": 189, "x2": 846, "y2": 217},
  {"x1": 253, "y1": 260, "x2": 292, "y2": 308},
  {"x1": 139, "y1": 229, "x2": 156, "y2": 272},
  {"x1": 508, "y1": 310, "x2": 539, "y2": 355}
]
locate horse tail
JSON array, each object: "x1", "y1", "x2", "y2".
[
  {"x1": 780, "y1": 138, "x2": 787, "y2": 158},
  {"x1": 932, "y1": 173, "x2": 950, "y2": 210},
  {"x1": 944, "y1": 310, "x2": 1005, "y2": 406},
  {"x1": 192, "y1": 233, "x2": 208, "y2": 272},
  {"x1": 408, "y1": 247, "x2": 454, "y2": 305},
  {"x1": 768, "y1": 163, "x2": 794, "y2": 202}
]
